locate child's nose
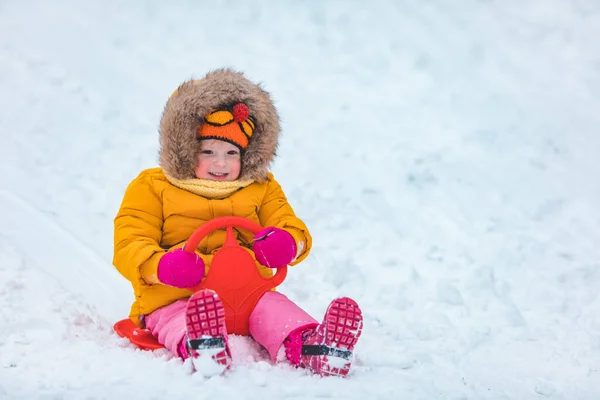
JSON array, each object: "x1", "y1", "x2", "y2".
[{"x1": 214, "y1": 157, "x2": 227, "y2": 166}]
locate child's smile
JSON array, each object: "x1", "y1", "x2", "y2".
[{"x1": 209, "y1": 172, "x2": 229, "y2": 179}]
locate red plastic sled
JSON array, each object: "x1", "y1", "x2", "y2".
[
  {"x1": 114, "y1": 318, "x2": 164, "y2": 350},
  {"x1": 114, "y1": 216, "x2": 288, "y2": 350}
]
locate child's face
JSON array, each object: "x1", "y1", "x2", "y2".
[{"x1": 195, "y1": 140, "x2": 241, "y2": 181}]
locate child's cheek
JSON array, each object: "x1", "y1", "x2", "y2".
[{"x1": 194, "y1": 160, "x2": 208, "y2": 179}]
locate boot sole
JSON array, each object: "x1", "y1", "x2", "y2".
[
  {"x1": 185, "y1": 289, "x2": 231, "y2": 374},
  {"x1": 317, "y1": 297, "x2": 363, "y2": 377}
]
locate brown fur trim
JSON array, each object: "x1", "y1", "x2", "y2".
[{"x1": 158, "y1": 68, "x2": 280, "y2": 182}]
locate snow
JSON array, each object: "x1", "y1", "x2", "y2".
[{"x1": 1, "y1": 0, "x2": 599, "y2": 398}]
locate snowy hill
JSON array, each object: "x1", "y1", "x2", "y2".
[{"x1": 1, "y1": 1, "x2": 599, "y2": 399}]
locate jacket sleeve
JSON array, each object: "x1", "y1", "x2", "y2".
[
  {"x1": 113, "y1": 174, "x2": 166, "y2": 285},
  {"x1": 258, "y1": 176, "x2": 312, "y2": 264}
]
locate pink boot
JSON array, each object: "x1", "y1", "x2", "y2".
[
  {"x1": 185, "y1": 289, "x2": 232, "y2": 375},
  {"x1": 285, "y1": 297, "x2": 363, "y2": 377}
]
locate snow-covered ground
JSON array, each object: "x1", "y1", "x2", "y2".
[{"x1": 1, "y1": 1, "x2": 599, "y2": 398}]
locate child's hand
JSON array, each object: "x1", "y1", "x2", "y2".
[
  {"x1": 252, "y1": 227, "x2": 297, "y2": 268},
  {"x1": 157, "y1": 249, "x2": 205, "y2": 288}
]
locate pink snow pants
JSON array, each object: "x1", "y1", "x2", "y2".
[{"x1": 145, "y1": 291, "x2": 318, "y2": 360}]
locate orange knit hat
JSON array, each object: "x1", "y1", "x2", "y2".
[{"x1": 197, "y1": 103, "x2": 255, "y2": 150}]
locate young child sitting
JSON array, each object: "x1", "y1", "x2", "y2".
[{"x1": 113, "y1": 68, "x2": 363, "y2": 377}]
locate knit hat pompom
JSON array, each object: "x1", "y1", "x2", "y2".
[{"x1": 232, "y1": 103, "x2": 249, "y2": 122}]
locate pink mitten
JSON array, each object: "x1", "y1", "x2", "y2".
[
  {"x1": 157, "y1": 249, "x2": 205, "y2": 288},
  {"x1": 252, "y1": 227, "x2": 296, "y2": 268}
]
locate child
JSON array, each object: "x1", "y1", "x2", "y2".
[{"x1": 113, "y1": 68, "x2": 363, "y2": 377}]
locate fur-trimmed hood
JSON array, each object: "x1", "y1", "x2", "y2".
[{"x1": 158, "y1": 68, "x2": 280, "y2": 182}]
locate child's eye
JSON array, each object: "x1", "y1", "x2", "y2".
[
  {"x1": 201, "y1": 150, "x2": 213, "y2": 155},
  {"x1": 227, "y1": 150, "x2": 239, "y2": 156}
]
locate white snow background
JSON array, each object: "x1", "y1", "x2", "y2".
[{"x1": 1, "y1": 1, "x2": 599, "y2": 399}]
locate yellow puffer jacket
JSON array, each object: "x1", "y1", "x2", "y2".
[{"x1": 113, "y1": 167, "x2": 311, "y2": 327}]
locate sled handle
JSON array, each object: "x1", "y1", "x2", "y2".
[{"x1": 183, "y1": 217, "x2": 263, "y2": 252}]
